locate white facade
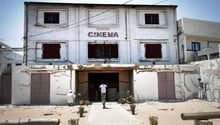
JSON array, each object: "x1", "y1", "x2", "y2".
[
  {"x1": 14, "y1": 2, "x2": 182, "y2": 105},
  {"x1": 24, "y1": 2, "x2": 178, "y2": 65},
  {"x1": 178, "y1": 18, "x2": 220, "y2": 63}
]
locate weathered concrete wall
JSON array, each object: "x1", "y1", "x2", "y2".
[
  {"x1": 50, "y1": 69, "x2": 75, "y2": 105},
  {"x1": 12, "y1": 65, "x2": 30, "y2": 105},
  {"x1": 12, "y1": 65, "x2": 75, "y2": 105},
  {"x1": 175, "y1": 72, "x2": 200, "y2": 100},
  {"x1": 133, "y1": 71, "x2": 158, "y2": 101},
  {"x1": 191, "y1": 59, "x2": 220, "y2": 102},
  {"x1": 133, "y1": 65, "x2": 200, "y2": 101},
  {"x1": 11, "y1": 64, "x2": 204, "y2": 104}
]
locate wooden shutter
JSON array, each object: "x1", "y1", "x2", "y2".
[
  {"x1": 111, "y1": 44, "x2": 118, "y2": 58},
  {"x1": 145, "y1": 44, "x2": 162, "y2": 58}
]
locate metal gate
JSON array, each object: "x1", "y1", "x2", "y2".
[
  {"x1": 0, "y1": 73, "x2": 11, "y2": 104},
  {"x1": 31, "y1": 73, "x2": 50, "y2": 104},
  {"x1": 158, "y1": 72, "x2": 175, "y2": 100}
]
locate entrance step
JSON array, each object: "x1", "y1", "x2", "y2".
[{"x1": 87, "y1": 102, "x2": 145, "y2": 125}]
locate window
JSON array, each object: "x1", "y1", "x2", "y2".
[
  {"x1": 88, "y1": 44, "x2": 118, "y2": 59},
  {"x1": 44, "y1": 12, "x2": 59, "y2": 24},
  {"x1": 191, "y1": 42, "x2": 200, "y2": 51},
  {"x1": 145, "y1": 44, "x2": 162, "y2": 58},
  {"x1": 42, "y1": 44, "x2": 60, "y2": 59},
  {"x1": 37, "y1": 9, "x2": 67, "y2": 26},
  {"x1": 145, "y1": 14, "x2": 159, "y2": 24},
  {"x1": 137, "y1": 10, "x2": 167, "y2": 27}
]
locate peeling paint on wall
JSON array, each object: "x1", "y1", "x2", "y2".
[{"x1": 192, "y1": 59, "x2": 220, "y2": 102}]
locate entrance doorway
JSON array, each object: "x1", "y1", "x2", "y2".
[{"x1": 88, "y1": 73, "x2": 119, "y2": 101}]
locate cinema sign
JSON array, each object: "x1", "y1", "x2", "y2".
[{"x1": 88, "y1": 32, "x2": 119, "y2": 38}]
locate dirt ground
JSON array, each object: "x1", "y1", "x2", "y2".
[
  {"x1": 123, "y1": 99, "x2": 220, "y2": 125},
  {"x1": 0, "y1": 105, "x2": 89, "y2": 125},
  {"x1": 0, "y1": 99, "x2": 220, "y2": 125}
]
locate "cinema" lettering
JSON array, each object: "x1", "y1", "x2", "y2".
[{"x1": 88, "y1": 32, "x2": 119, "y2": 38}]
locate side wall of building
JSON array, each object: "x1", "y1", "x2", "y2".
[
  {"x1": 191, "y1": 59, "x2": 220, "y2": 102},
  {"x1": 133, "y1": 71, "x2": 158, "y2": 101}
]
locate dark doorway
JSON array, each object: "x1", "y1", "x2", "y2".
[
  {"x1": 0, "y1": 73, "x2": 11, "y2": 104},
  {"x1": 31, "y1": 73, "x2": 50, "y2": 104},
  {"x1": 158, "y1": 72, "x2": 175, "y2": 100},
  {"x1": 88, "y1": 73, "x2": 119, "y2": 101}
]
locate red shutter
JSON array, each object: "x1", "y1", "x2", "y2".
[
  {"x1": 111, "y1": 44, "x2": 118, "y2": 58},
  {"x1": 145, "y1": 44, "x2": 162, "y2": 58},
  {"x1": 88, "y1": 44, "x2": 96, "y2": 58},
  {"x1": 43, "y1": 44, "x2": 60, "y2": 59}
]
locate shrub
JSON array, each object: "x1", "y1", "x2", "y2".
[{"x1": 149, "y1": 116, "x2": 158, "y2": 125}]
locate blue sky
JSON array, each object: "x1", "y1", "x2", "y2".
[{"x1": 0, "y1": 0, "x2": 220, "y2": 47}]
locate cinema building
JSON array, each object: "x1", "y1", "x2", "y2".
[{"x1": 9, "y1": 2, "x2": 196, "y2": 105}]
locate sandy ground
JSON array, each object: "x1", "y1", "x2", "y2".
[
  {"x1": 0, "y1": 99, "x2": 220, "y2": 125},
  {"x1": 0, "y1": 105, "x2": 89, "y2": 125},
  {"x1": 122, "y1": 99, "x2": 220, "y2": 125}
]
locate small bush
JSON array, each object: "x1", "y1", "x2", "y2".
[
  {"x1": 118, "y1": 98, "x2": 126, "y2": 104},
  {"x1": 78, "y1": 106, "x2": 84, "y2": 117},
  {"x1": 149, "y1": 116, "x2": 158, "y2": 125},
  {"x1": 130, "y1": 104, "x2": 136, "y2": 115}
]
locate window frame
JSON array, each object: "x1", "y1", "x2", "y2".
[
  {"x1": 137, "y1": 10, "x2": 168, "y2": 28},
  {"x1": 36, "y1": 42, "x2": 67, "y2": 62},
  {"x1": 36, "y1": 9, "x2": 68, "y2": 27},
  {"x1": 42, "y1": 43, "x2": 61, "y2": 59},
  {"x1": 145, "y1": 13, "x2": 159, "y2": 24},
  {"x1": 191, "y1": 42, "x2": 201, "y2": 51},
  {"x1": 144, "y1": 44, "x2": 162, "y2": 58},
  {"x1": 87, "y1": 42, "x2": 119, "y2": 62},
  {"x1": 44, "y1": 12, "x2": 60, "y2": 24},
  {"x1": 139, "y1": 41, "x2": 169, "y2": 62},
  {"x1": 87, "y1": 8, "x2": 119, "y2": 28}
]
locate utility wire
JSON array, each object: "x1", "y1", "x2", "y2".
[
  {"x1": 28, "y1": 0, "x2": 133, "y2": 38},
  {"x1": 54, "y1": 15, "x2": 117, "y2": 33},
  {"x1": 153, "y1": 0, "x2": 169, "y2": 5},
  {"x1": 27, "y1": 0, "x2": 170, "y2": 38}
]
